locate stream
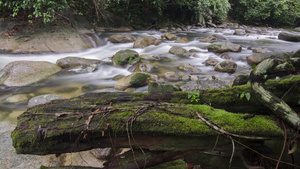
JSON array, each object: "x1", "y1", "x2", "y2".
[{"x1": 0, "y1": 27, "x2": 299, "y2": 168}]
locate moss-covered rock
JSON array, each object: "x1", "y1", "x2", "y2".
[
  {"x1": 112, "y1": 49, "x2": 140, "y2": 67},
  {"x1": 114, "y1": 72, "x2": 152, "y2": 91}
]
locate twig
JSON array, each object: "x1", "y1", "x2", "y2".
[
  {"x1": 229, "y1": 136, "x2": 235, "y2": 169},
  {"x1": 212, "y1": 135, "x2": 220, "y2": 151},
  {"x1": 276, "y1": 120, "x2": 287, "y2": 169},
  {"x1": 108, "y1": 129, "x2": 122, "y2": 169}
]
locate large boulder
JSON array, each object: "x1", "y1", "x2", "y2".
[
  {"x1": 133, "y1": 36, "x2": 161, "y2": 48},
  {"x1": 0, "y1": 61, "x2": 61, "y2": 87},
  {"x1": 112, "y1": 49, "x2": 140, "y2": 67},
  {"x1": 207, "y1": 42, "x2": 242, "y2": 53},
  {"x1": 148, "y1": 81, "x2": 180, "y2": 94},
  {"x1": 114, "y1": 72, "x2": 152, "y2": 91},
  {"x1": 214, "y1": 60, "x2": 237, "y2": 73},
  {"x1": 56, "y1": 57, "x2": 103, "y2": 73},
  {"x1": 278, "y1": 31, "x2": 300, "y2": 42},
  {"x1": 108, "y1": 34, "x2": 136, "y2": 43}
]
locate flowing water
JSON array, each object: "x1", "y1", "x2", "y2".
[{"x1": 0, "y1": 27, "x2": 299, "y2": 168}]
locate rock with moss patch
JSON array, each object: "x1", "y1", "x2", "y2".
[
  {"x1": 0, "y1": 61, "x2": 61, "y2": 87},
  {"x1": 108, "y1": 34, "x2": 136, "y2": 43},
  {"x1": 112, "y1": 49, "x2": 140, "y2": 67},
  {"x1": 215, "y1": 60, "x2": 237, "y2": 73},
  {"x1": 114, "y1": 72, "x2": 152, "y2": 91},
  {"x1": 207, "y1": 42, "x2": 242, "y2": 53},
  {"x1": 163, "y1": 72, "x2": 181, "y2": 81},
  {"x1": 178, "y1": 63, "x2": 200, "y2": 72},
  {"x1": 133, "y1": 36, "x2": 162, "y2": 48},
  {"x1": 148, "y1": 81, "x2": 180, "y2": 93},
  {"x1": 233, "y1": 75, "x2": 250, "y2": 86},
  {"x1": 246, "y1": 52, "x2": 291, "y2": 66},
  {"x1": 205, "y1": 59, "x2": 219, "y2": 66}
]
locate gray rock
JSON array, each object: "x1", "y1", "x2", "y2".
[
  {"x1": 215, "y1": 60, "x2": 237, "y2": 73},
  {"x1": 169, "y1": 46, "x2": 188, "y2": 56},
  {"x1": 178, "y1": 63, "x2": 200, "y2": 72},
  {"x1": 28, "y1": 94, "x2": 65, "y2": 107},
  {"x1": 205, "y1": 59, "x2": 219, "y2": 66},
  {"x1": 108, "y1": 34, "x2": 136, "y2": 43},
  {"x1": 252, "y1": 48, "x2": 267, "y2": 53},
  {"x1": 56, "y1": 57, "x2": 102, "y2": 72},
  {"x1": 180, "y1": 80, "x2": 227, "y2": 91},
  {"x1": 148, "y1": 81, "x2": 180, "y2": 94},
  {"x1": 133, "y1": 36, "x2": 162, "y2": 48},
  {"x1": 278, "y1": 31, "x2": 300, "y2": 42},
  {"x1": 114, "y1": 72, "x2": 152, "y2": 91},
  {"x1": 207, "y1": 42, "x2": 242, "y2": 53},
  {"x1": 0, "y1": 61, "x2": 61, "y2": 87},
  {"x1": 163, "y1": 71, "x2": 181, "y2": 81},
  {"x1": 112, "y1": 49, "x2": 140, "y2": 67}
]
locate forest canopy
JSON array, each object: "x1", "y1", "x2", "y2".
[{"x1": 0, "y1": 0, "x2": 299, "y2": 27}]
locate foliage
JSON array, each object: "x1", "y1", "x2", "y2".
[
  {"x1": 188, "y1": 91, "x2": 200, "y2": 103},
  {"x1": 240, "y1": 92, "x2": 251, "y2": 101},
  {"x1": 229, "y1": 0, "x2": 300, "y2": 26},
  {"x1": 0, "y1": 0, "x2": 230, "y2": 25}
]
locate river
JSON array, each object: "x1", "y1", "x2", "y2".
[{"x1": 0, "y1": 27, "x2": 299, "y2": 168}]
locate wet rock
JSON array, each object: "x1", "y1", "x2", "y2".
[
  {"x1": 207, "y1": 42, "x2": 242, "y2": 53},
  {"x1": 233, "y1": 29, "x2": 246, "y2": 36},
  {"x1": 163, "y1": 71, "x2": 181, "y2": 81},
  {"x1": 114, "y1": 72, "x2": 152, "y2": 91},
  {"x1": 133, "y1": 36, "x2": 162, "y2": 48},
  {"x1": 278, "y1": 31, "x2": 300, "y2": 42},
  {"x1": 148, "y1": 81, "x2": 180, "y2": 93},
  {"x1": 164, "y1": 33, "x2": 177, "y2": 40},
  {"x1": 169, "y1": 46, "x2": 188, "y2": 56},
  {"x1": 205, "y1": 59, "x2": 219, "y2": 66},
  {"x1": 245, "y1": 29, "x2": 257, "y2": 34},
  {"x1": 112, "y1": 49, "x2": 140, "y2": 67},
  {"x1": 134, "y1": 63, "x2": 154, "y2": 73},
  {"x1": 178, "y1": 63, "x2": 200, "y2": 72},
  {"x1": 56, "y1": 57, "x2": 102, "y2": 73},
  {"x1": 28, "y1": 94, "x2": 65, "y2": 108},
  {"x1": 140, "y1": 54, "x2": 161, "y2": 61},
  {"x1": 246, "y1": 52, "x2": 290, "y2": 66},
  {"x1": 252, "y1": 48, "x2": 267, "y2": 53},
  {"x1": 3, "y1": 94, "x2": 32, "y2": 104},
  {"x1": 199, "y1": 34, "x2": 227, "y2": 43},
  {"x1": 215, "y1": 60, "x2": 237, "y2": 73},
  {"x1": 108, "y1": 34, "x2": 136, "y2": 43},
  {"x1": 233, "y1": 75, "x2": 250, "y2": 86},
  {"x1": 0, "y1": 61, "x2": 61, "y2": 87},
  {"x1": 175, "y1": 37, "x2": 189, "y2": 43},
  {"x1": 207, "y1": 22, "x2": 217, "y2": 28},
  {"x1": 180, "y1": 80, "x2": 227, "y2": 91},
  {"x1": 112, "y1": 75, "x2": 125, "y2": 81},
  {"x1": 293, "y1": 49, "x2": 300, "y2": 57},
  {"x1": 295, "y1": 27, "x2": 300, "y2": 32}
]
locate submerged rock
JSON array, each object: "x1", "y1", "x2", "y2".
[
  {"x1": 112, "y1": 49, "x2": 140, "y2": 67},
  {"x1": 108, "y1": 34, "x2": 136, "y2": 43},
  {"x1": 178, "y1": 63, "x2": 200, "y2": 72},
  {"x1": 169, "y1": 46, "x2": 188, "y2": 56},
  {"x1": 0, "y1": 61, "x2": 61, "y2": 87},
  {"x1": 134, "y1": 63, "x2": 154, "y2": 73},
  {"x1": 28, "y1": 94, "x2": 65, "y2": 108},
  {"x1": 207, "y1": 42, "x2": 242, "y2": 53},
  {"x1": 133, "y1": 36, "x2": 161, "y2": 48},
  {"x1": 56, "y1": 57, "x2": 102, "y2": 73},
  {"x1": 205, "y1": 59, "x2": 219, "y2": 66},
  {"x1": 215, "y1": 60, "x2": 237, "y2": 73},
  {"x1": 3, "y1": 94, "x2": 32, "y2": 104},
  {"x1": 163, "y1": 72, "x2": 181, "y2": 81}
]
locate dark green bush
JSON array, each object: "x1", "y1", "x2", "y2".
[{"x1": 229, "y1": 0, "x2": 300, "y2": 26}]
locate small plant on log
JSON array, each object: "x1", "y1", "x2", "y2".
[
  {"x1": 240, "y1": 92, "x2": 251, "y2": 101},
  {"x1": 188, "y1": 91, "x2": 200, "y2": 103}
]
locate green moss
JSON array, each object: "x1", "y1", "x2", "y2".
[
  {"x1": 190, "y1": 105, "x2": 282, "y2": 136},
  {"x1": 130, "y1": 72, "x2": 151, "y2": 86},
  {"x1": 149, "y1": 159, "x2": 187, "y2": 169}
]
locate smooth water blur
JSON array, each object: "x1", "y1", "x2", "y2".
[{"x1": 0, "y1": 28, "x2": 299, "y2": 123}]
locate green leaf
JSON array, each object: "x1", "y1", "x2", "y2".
[
  {"x1": 298, "y1": 100, "x2": 300, "y2": 105},
  {"x1": 245, "y1": 93, "x2": 251, "y2": 101},
  {"x1": 240, "y1": 92, "x2": 245, "y2": 99}
]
